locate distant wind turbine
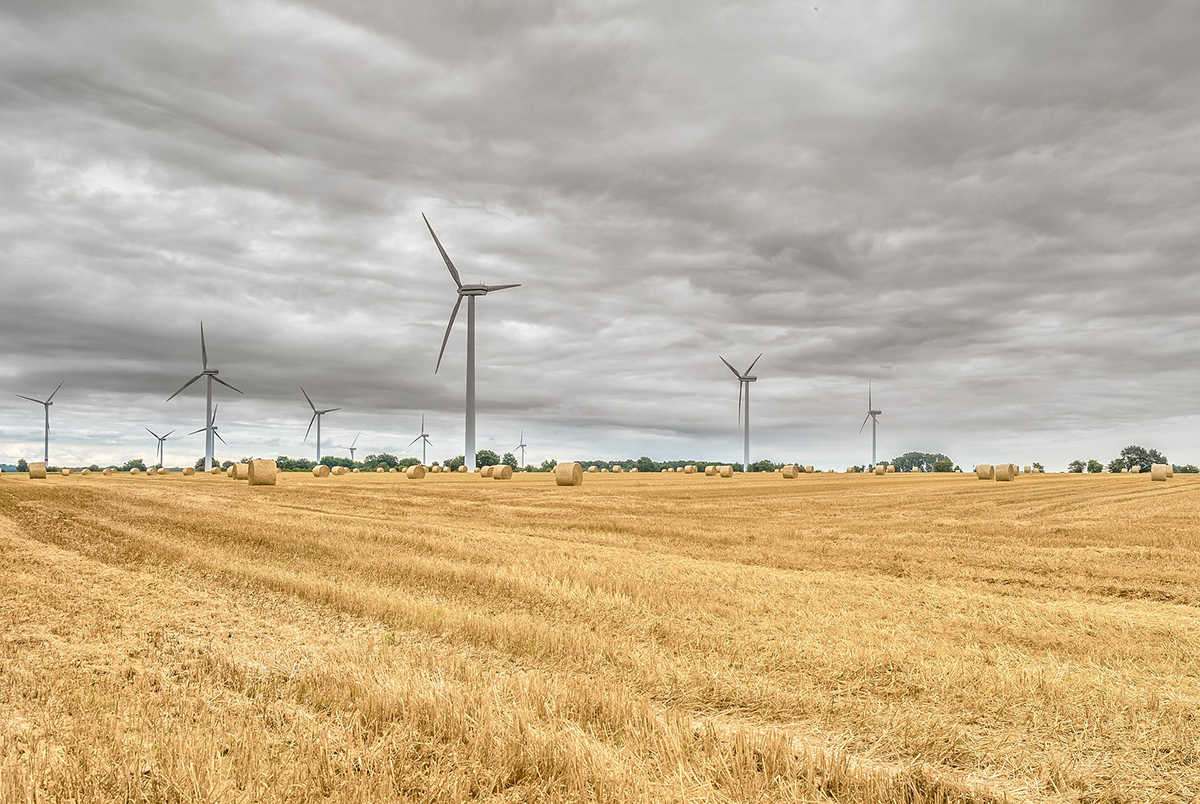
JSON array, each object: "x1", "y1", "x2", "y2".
[
  {"x1": 515, "y1": 430, "x2": 527, "y2": 468},
  {"x1": 145, "y1": 427, "x2": 175, "y2": 469},
  {"x1": 859, "y1": 380, "x2": 882, "y2": 467},
  {"x1": 720, "y1": 354, "x2": 762, "y2": 472},
  {"x1": 425, "y1": 214, "x2": 520, "y2": 472},
  {"x1": 347, "y1": 432, "x2": 361, "y2": 462},
  {"x1": 16, "y1": 381, "x2": 63, "y2": 463},
  {"x1": 189, "y1": 403, "x2": 227, "y2": 452},
  {"x1": 167, "y1": 323, "x2": 242, "y2": 472},
  {"x1": 408, "y1": 415, "x2": 432, "y2": 466},
  {"x1": 302, "y1": 387, "x2": 339, "y2": 462}
]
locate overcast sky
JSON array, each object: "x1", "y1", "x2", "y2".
[{"x1": 2, "y1": 1, "x2": 1198, "y2": 470}]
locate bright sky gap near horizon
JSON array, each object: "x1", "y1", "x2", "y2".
[{"x1": 1, "y1": 2, "x2": 1198, "y2": 471}]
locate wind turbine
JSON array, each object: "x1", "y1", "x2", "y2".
[
  {"x1": 16, "y1": 381, "x2": 63, "y2": 463},
  {"x1": 720, "y1": 354, "x2": 761, "y2": 473},
  {"x1": 145, "y1": 427, "x2": 175, "y2": 469},
  {"x1": 302, "y1": 387, "x2": 339, "y2": 463},
  {"x1": 515, "y1": 430, "x2": 527, "y2": 468},
  {"x1": 408, "y1": 415, "x2": 432, "y2": 465},
  {"x1": 167, "y1": 323, "x2": 242, "y2": 472},
  {"x1": 859, "y1": 380, "x2": 882, "y2": 467},
  {"x1": 347, "y1": 432, "x2": 361, "y2": 462},
  {"x1": 425, "y1": 214, "x2": 520, "y2": 472},
  {"x1": 189, "y1": 403, "x2": 227, "y2": 453}
]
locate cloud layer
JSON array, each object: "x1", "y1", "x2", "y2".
[{"x1": 2, "y1": 0, "x2": 1199, "y2": 469}]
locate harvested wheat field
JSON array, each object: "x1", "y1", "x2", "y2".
[{"x1": 2, "y1": 472, "x2": 1198, "y2": 803}]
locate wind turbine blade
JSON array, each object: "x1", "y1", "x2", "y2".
[
  {"x1": 323, "y1": 408, "x2": 341, "y2": 414},
  {"x1": 719, "y1": 356, "x2": 742, "y2": 379},
  {"x1": 200, "y1": 322, "x2": 208, "y2": 370},
  {"x1": 146, "y1": 427, "x2": 161, "y2": 439},
  {"x1": 745, "y1": 353, "x2": 763, "y2": 374},
  {"x1": 423, "y1": 214, "x2": 462, "y2": 289},
  {"x1": 304, "y1": 412, "x2": 317, "y2": 442},
  {"x1": 163, "y1": 430, "x2": 175, "y2": 439},
  {"x1": 16, "y1": 394, "x2": 42, "y2": 404},
  {"x1": 211, "y1": 376, "x2": 243, "y2": 394},
  {"x1": 214, "y1": 430, "x2": 227, "y2": 446},
  {"x1": 868, "y1": 379, "x2": 872, "y2": 409},
  {"x1": 351, "y1": 432, "x2": 360, "y2": 448},
  {"x1": 435, "y1": 294, "x2": 464, "y2": 373},
  {"x1": 301, "y1": 386, "x2": 316, "y2": 411},
  {"x1": 166, "y1": 373, "x2": 205, "y2": 401},
  {"x1": 188, "y1": 427, "x2": 205, "y2": 436},
  {"x1": 408, "y1": 436, "x2": 422, "y2": 447},
  {"x1": 485, "y1": 283, "x2": 521, "y2": 292},
  {"x1": 46, "y1": 381, "x2": 65, "y2": 403},
  {"x1": 858, "y1": 414, "x2": 871, "y2": 434},
  {"x1": 738, "y1": 381, "x2": 743, "y2": 425}
]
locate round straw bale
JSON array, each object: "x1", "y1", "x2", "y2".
[
  {"x1": 431, "y1": 465, "x2": 442, "y2": 473},
  {"x1": 62, "y1": 468, "x2": 73, "y2": 476},
  {"x1": 352, "y1": 468, "x2": 361, "y2": 473},
  {"x1": 975, "y1": 465, "x2": 994, "y2": 479},
  {"x1": 247, "y1": 459, "x2": 277, "y2": 486},
  {"x1": 481, "y1": 465, "x2": 494, "y2": 477},
  {"x1": 781, "y1": 465, "x2": 798, "y2": 479},
  {"x1": 312, "y1": 465, "x2": 330, "y2": 478},
  {"x1": 719, "y1": 465, "x2": 733, "y2": 478},
  {"x1": 390, "y1": 467, "x2": 398, "y2": 473},
  {"x1": 611, "y1": 465, "x2": 623, "y2": 473},
  {"x1": 1120, "y1": 468, "x2": 1129, "y2": 474},
  {"x1": 910, "y1": 468, "x2": 919, "y2": 473},
  {"x1": 29, "y1": 462, "x2": 47, "y2": 479},
  {"x1": 226, "y1": 466, "x2": 236, "y2": 478},
  {"x1": 210, "y1": 467, "x2": 221, "y2": 475},
  {"x1": 101, "y1": 468, "x2": 113, "y2": 476},
  {"x1": 1151, "y1": 463, "x2": 1168, "y2": 481},
  {"x1": 457, "y1": 466, "x2": 467, "y2": 473},
  {"x1": 148, "y1": 467, "x2": 158, "y2": 476},
  {"x1": 182, "y1": 467, "x2": 195, "y2": 476},
  {"x1": 1166, "y1": 465, "x2": 1174, "y2": 478},
  {"x1": 874, "y1": 464, "x2": 886, "y2": 476},
  {"x1": 704, "y1": 466, "x2": 716, "y2": 476},
  {"x1": 492, "y1": 464, "x2": 513, "y2": 480},
  {"x1": 588, "y1": 466, "x2": 599, "y2": 473},
  {"x1": 130, "y1": 468, "x2": 141, "y2": 476},
  {"x1": 81, "y1": 469, "x2": 91, "y2": 476},
  {"x1": 885, "y1": 465, "x2": 895, "y2": 473},
  {"x1": 1131, "y1": 466, "x2": 1141, "y2": 474},
  {"x1": 629, "y1": 468, "x2": 638, "y2": 473},
  {"x1": 376, "y1": 466, "x2": 386, "y2": 473},
  {"x1": 600, "y1": 468, "x2": 609, "y2": 473},
  {"x1": 233, "y1": 463, "x2": 250, "y2": 481},
  {"x1": 406, "y1": 464, "x2": 426, "y2": 479},
  {"x1": 555, "y1": 462, "x2": 583, "y2": 486},
  {"x1": 995, "y1": 464, "x2": 1015, "y2": 481},
  {"x1": 682, "y1": 465, "x2": 697, "y2": 474}
]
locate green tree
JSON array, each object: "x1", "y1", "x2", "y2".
[
  {"x1": 275, "y1": 456, "x2": 316, "y2": 472},
  {"x1": 444, "y1": 455, "x2": 465, "y2": 471},
  {"x1": 750, "y1": 459, "x2": 778, "y2": 473},
  {"x1": 1106, "y1": 457, "x2": 1126, "y2": 473},
  {"x1": 1087, "y1": 459, "x2": 1103, "y2": 473},
  {"x1": 932, "y1": 460, "x2": 953, "y2": 472},
  {"x1": 1118, "y1": 445, "x2": 1167, "y2": 474},
  {"x1": 540, "y1": 459, "x2": 558, "y2": 472},
  {"x1": 501, "y1": 452, "x2": 518, "y2": 469},
  {"x1": 635, "y1": 456, "x2": 657, "y2": 473},
  {"x1": 889, "y1": 452, "x2": 951, "y2": 473},
  {"x1": 1032, "y1": 462, "x2": 1044, "y2": 471},
  {"x1": 1174, "y1": 464, "x2": 1199, "y2": 474},
  {"x1": 476, "y1": 450, "x2": 500, "y2": 467},
  {"x1": 16, "y1": 459, "x2": 28, "y2": 473},
  {"x1": 363, "y1": 453, "x2": 398, "y2": 470},
  {"x1": 119, "y1": 458, "x2": 148, "y2": 472},
  {"x1": 1067, "y1": 460, "x2": 1085, "y2": 473}
]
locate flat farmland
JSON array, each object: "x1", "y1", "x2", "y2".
[{"x1": 1, "y1": 471, "x2": 1198, "y2": 803}]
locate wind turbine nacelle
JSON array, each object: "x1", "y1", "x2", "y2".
[
  {"x1": 203, "y1": 369, "x2": 219, "y2": 376},
  {"x1": 459, "y1": 285, "x2": 489, "y2": 296},
  {"x1": 869, "y1": 410, "x2": 882, "y2": 416},
  {"x1": 743, "y1": 376, "x2": 757, "y2": 383}
]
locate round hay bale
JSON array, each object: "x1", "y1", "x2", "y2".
[
  {"x1": 683, "y1": 465, "x2": 697, "y2": 474},
  {"x1": 102, "y1": 468, "x2": 114, "y2": 476},
  {"x1": 210, "y1": 467, "x2": 221, "y2": 475},
  {"x1": 719, "y1": 465, "x2": 733, "y2": 478},
  {"x1": 406, "y1": 464, "x2": 427, "y2": 479},
  {"x1": 29, "y1": 462, "x2": 47, "y2": 479},
  {"x1": 995, "y1": 464, "x2": 1016, "y2": 481},
  {"x1": 81, "y1": 469, "x2": 91, "y2": 476},
  {"x1": 376, "y1": 466, "x2": 386, "y2": 473},
  {"x1": 555, "y1": 462, "x2": 583, "y2": 486},
  {"x1": 481, "y1": 465, "x2": 495, "y2": 477},
  {"x1": 1120, "y1": 468, "x2": 1129, "y2": 474},
  {"x1": 148, "y1": 467, "x2": 158, "y2": 476},
  {"x1": 233, "y1": 463, "x2": 250, "y2": 481},
  {"x1": 600, "y1": 468, "x2": 609, "y2": 473},
  {"x1": 874, "y1": 464, "x2": 886, "y2": 476},
  {"x1": 885, "y1": 465, "x2": 895, "y2": 474},
  {"x1": 312, "y1": 465, "x2": 330, "y2": 478},
  {"x1": 226, "y1": 466, "x2": 236, "y2": 478},
  {"x1": 431, "y1": 465, "x2": 442, "y2": 473},
  {"x1": 630, "y1": 468, "x2": 638, "y2": 473},
  {"x1": 248, "y1": 459, "x2": 277, "y2": 486},
  {"x1": 62, "y1": 468, "x2": 73, "y2": 476},
  {"x1": 182, "y1": 467, "x2": 195, "y2": 476},
  {"x1": 492, "y1": 464, "x2": 513, "y2": 480},
  {"x1": 975, "y1": 465, "x2": 994, "y2": 480},
  {"x1": 390, "y1": 467, "x2": 399, "y2": 473},
  {"x1": 909, "y1": 468, "x2": 919, "y2": 473},
  {"x1": 1022, "y1": 466, "x2": 1031, "y2": 474},
  {"x1": 457, "y1": 466, "x2": 467, "y2": 473},
  {"x1": 704, "y1": 466, "x2": 716, "y2": 476},
  {"x1": 130, "y1": 468, "x2": 141, "y2": 476},
  {"x1": 661, "y1": 468, "x2": 669, "y2": 473},
  {"x1": 611, "y1": 465, "x2": 623, "y2": 474},
  {"x1": 588, "y1": 466, "x2": 599, "y2": 473},
  {"x1": 1151, "y1": 463, "x2": 1168, "y2": 481},
  {"x1": 352, "y1": 468, "x2": 361, "y2": 473},
  {"x1": 1131, "y1": 466, "x2": 1141, "y2": 474},
  {"x1": 781, "y1": 465, "x2": 799, "y2": 479},
  {"x1": 1166, "y1": 465, "x2": 1174, "y2": 478}
]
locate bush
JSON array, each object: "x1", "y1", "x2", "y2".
[{"x1": 932, "y1": 461, "x2": 953, "y2": 472}]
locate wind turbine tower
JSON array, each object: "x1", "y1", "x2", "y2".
[
  {"x1": 515, "y1": 430, "x2": 528, "y2": 468},
  {"x1": 145, "y1": 427, "x2": 175, "y2": 469},
  {"x1": 425, "y1": 214, "x2": 520, "y2": 472},
  {"x1": 348, "y1": 432, "x2": 361, "y2": 462},
  {"x1": 408, "y1": 415, "x2": 432, "y2": 466},
  {"x1": 189, "y1": 404, "x2": 227, "y2": 452},
  {"x1": 720, "y1": 354, "x2": 762, "y2": 472},
  {"x1": 16, "y1": 381, "x2": 63, "y2": 463},
  {"x1": 302, "y1": 387, "x2": 340, "y2": 463},
  {"x1": 859, "y1": 381, "x2": 883, "y2": 467},
  {"x1": 167, "y1": 323, "x2": 243, "y2": 472}
]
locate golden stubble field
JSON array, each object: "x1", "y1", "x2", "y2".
[{"x1": 1, "y1": 470, "x2": 1198, "y2": 803}]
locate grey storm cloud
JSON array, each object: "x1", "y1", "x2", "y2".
[{"x1": 2, "y1": 0, "x2": 1199, "y2": 469}]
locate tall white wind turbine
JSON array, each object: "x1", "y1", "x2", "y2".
[
  {"x1": 189, "y1": 403, "x2": 227, "y2": 453},
  {"x1": 167, "y1": 323, "x2": 242, "y2": 472},
  {"x1": 858, "y1": 380, "x2": 882, "y2": 467},
  {"x1": 16, "y1": 381, "x2": 63, "y2": 463},
  {"x1": 145, "y1": 427, "x2": 175, "y2": 469},
  {"x1": 302, "y1": 387, "x2": 339, "y2": 463},
  {"x1": 425, "y1": 214, "x2": 520, "y2": 472},
  {"x1": 408, "y1": 415, "x2": 432, "y2": 465},
  {"x1": 347, "y1": 432, "x2": 361, "y2": 462},
  {"x1": 720, "y1": 354, "x2": 762, "y2": 472},
  {"x1": 515, "y1": 430, "x2": 527, "y2": 468}
]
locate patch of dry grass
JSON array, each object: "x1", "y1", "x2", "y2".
[{"x1": 2, "y1": 471, "x2": 1199, "y2": 802}]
